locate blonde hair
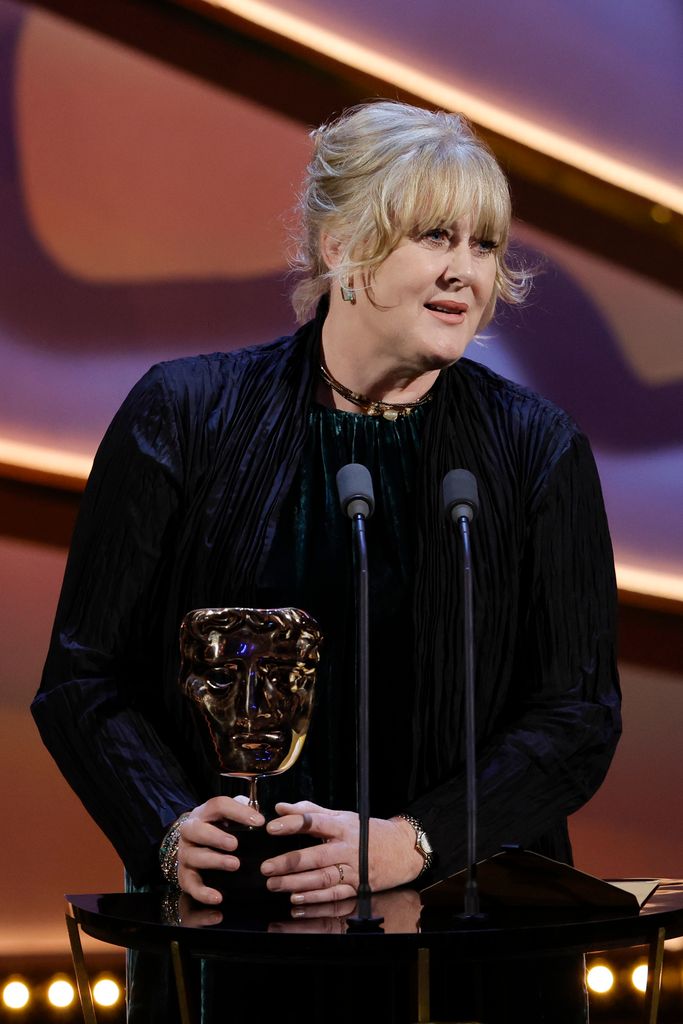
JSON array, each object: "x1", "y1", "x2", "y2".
[{"x1": 290, "y1": 100, "x2": 530, "y2": 322}]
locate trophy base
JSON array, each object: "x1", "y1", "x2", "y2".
[{"x1": 202, "y1": 824, "x2": 321, "y2": 900}]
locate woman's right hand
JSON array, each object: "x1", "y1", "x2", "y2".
[{"x1": 177, "y1": 795, "x2": 264, "y2": 904}]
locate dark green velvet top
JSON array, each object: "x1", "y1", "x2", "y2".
[{"x1": 258, "y1": 403, "x2": 426, "y2": 820}]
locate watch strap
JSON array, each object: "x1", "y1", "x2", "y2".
[{"x1": 398, "y1": 812, "x2": 434, "y2": 876}]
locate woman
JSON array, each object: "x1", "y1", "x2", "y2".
[{"x1": 32, "y1": 100, "x2": 620, "y2": 1019}]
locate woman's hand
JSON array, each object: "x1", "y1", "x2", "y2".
[
  {"x1": 261, "y1": 800, "x2": 424, "y2": 904},
  {"x1": 176, "y1": 795, "x2": 264, "y2": 904}
]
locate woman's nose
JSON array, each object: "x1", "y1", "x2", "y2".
[{"x1": 444, "y1": 243, "x2": 474, "y2": 286}]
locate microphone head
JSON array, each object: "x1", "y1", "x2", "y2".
[
  {"x1": 336, "y1": 463, "x2": 375, "y2": 518},
  {"x1": 442, "y1": 469, "x2": 479, "y2": 522}
]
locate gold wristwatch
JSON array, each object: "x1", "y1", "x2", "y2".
[{"x1": 399, "y1": 813, "x2": 434, "y2": 875}]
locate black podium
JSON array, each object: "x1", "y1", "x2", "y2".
[{"x1": 65, "y1": 880, "x2": 683, "y2": 1024}]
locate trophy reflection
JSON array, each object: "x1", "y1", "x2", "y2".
[{"x1": 179, "y1": 607, "x2": 321, "y2": 813}]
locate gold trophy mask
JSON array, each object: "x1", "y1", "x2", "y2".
[{"x1": 179, "y1": 606, "x2": 322, "y2": 812}]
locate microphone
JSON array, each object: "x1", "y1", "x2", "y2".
[
  {"x1": 336, "y1": 463, "x2": 382, "y2": 930},
  {"x1": 337, "y1": 463, "x2": 375, "y2": 519},
  {"x1": 443, "y1": 469, "x2": 479, "y2": 524},
  {"x1": 442, "y1": 468, "x2": 485, "y2": 920}
]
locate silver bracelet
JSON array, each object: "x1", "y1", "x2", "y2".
[{"x1": 159, "y1": 812, "x2": 192, "y2": 888}]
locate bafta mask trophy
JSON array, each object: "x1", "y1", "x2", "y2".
[{"x1": 179, "y1": 607, "x2": 321, "y2": 813}]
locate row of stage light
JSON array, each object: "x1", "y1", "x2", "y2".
[
  {"x1": 1, "y1": 974, "x2": 121, "y2": 1014},
  {"x1": 0, "y1": 961, "x2": 659, "y2": 1014},
  {"x1": 587, "y1": 962, "x2": 649, "y2": 995}
]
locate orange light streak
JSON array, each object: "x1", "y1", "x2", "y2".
[{"x1": 201, "y1": 0, "x2": 683, "y2": 213}]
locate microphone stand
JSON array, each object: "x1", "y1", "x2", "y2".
[
  {"x1": 346, "y1": 509, "x2": 383, "y2": 929},
  {"x1": 455, "y1": 509, "x2": 484, "y2": 920},
  {"x1": 443, "y1": 469, "x2": 487, "y2": 922},
  {"x1": 336, "y1": 463, "x2": 383, "y2": 931}
]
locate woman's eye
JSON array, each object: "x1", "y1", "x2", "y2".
[
  {"x1": 421, "y1": 228, "x2": 451, "y2": 245},
  {"x1": 473, "y1": 238, "x2": 499, "y2": 255}
]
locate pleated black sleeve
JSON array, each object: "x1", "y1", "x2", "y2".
[
  {"x1": 32, "y1": 330, "x2": 316, "y2": 885},
  {"x1": 406, "y1": 423, "x2": 622, "y2": 879},
  {"x1": 32, "y1": 364, "x2": 200, "y2": 881}
]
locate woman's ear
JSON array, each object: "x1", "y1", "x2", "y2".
[{"x1": 319, "y1": 231, "x2": 345, "y2": 271}]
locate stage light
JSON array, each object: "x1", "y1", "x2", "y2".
[
  {"x1": 92, "y1": 977, "x2": 121, "y2": 1007},
  {"x1": 632, "y1": 964, "x2": 648, "y2": 993},
  {"x1": 586, "y1": 964, "x2": 614, "y2": 993},
  {"x1": 47, "y1": 977, "x2": 76, "y2": 1008},
  {"x1": 2, "y1": 979, "x2": 30, "y2": 1009}
]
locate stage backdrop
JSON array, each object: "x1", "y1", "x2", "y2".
[{"x1": 0, "y1": 1, "x2": 681, "y2": 954}]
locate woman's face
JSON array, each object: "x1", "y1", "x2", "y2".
[{"x1": 347, "y1": 216, "x2": 499, "y2": 374}]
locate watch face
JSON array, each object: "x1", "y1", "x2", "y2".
[
  {"x1": 419, "y1": 832, "x2": 433, "y2": 856},
  {"x1": 400, "y1": 814, "x2": 432, "y2": 861}
]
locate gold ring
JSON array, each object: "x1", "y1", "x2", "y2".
[{"x1": 336, "y1": 864, "x2": 345, "y2": 884}]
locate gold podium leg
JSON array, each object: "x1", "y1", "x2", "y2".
[
  {"x1": 65, "y1": 912, "x2": 98, "y2": 1024},
  {"x1": 644, "y1": 927, "x2": 665, "y2": 1024},
  {"x1": 415, "y1": 946, "x2": 431, "y2": 1024},
  {"x1": 170, "y1": 940, "x2": 197, "y2": 1024}
]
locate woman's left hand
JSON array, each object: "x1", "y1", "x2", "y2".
[{"x1": 261, "y1": 800, "x2": 424, "y2": 904}]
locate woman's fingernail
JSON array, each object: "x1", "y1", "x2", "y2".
[
  {"x1": 249, "y1": 814, "x2": 262, "y2": 825},
  {"x1": 291, "y1": 907, "x2": 305, "y2": 918},
  {"x1": 291, "y1": 894, "x2": 305, "y2": 905},
  {"x1": 261, "y1": 861, "x2": 274, "y2": 875},
  {"x1": 269, "y1": 821, "x2": 283, "y2": 832}
]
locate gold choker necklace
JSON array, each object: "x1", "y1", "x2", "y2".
[{"x1": 319, "y1": 363, "x2": 434, "y2": 420}]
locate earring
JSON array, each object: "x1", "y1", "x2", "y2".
[{"x1": 340, "y1": 278, "x2": 356, "y2": 304}]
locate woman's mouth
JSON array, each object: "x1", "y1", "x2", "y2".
[{"x1": 424, "y1": 300, "x2": 468, "y2": 323}]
